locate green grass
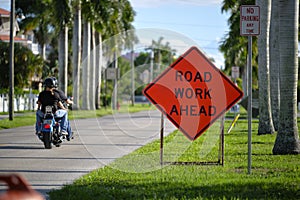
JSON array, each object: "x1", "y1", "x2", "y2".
[
  {"x1": 48, "y1": 118, "x2": 300, "y2": 200},
  {"x1": 0, "y1": 112, "x2": 36, "y2": 129},
  {"x1": 0, "y1": 103, "x2": 153, "y2": 130}
]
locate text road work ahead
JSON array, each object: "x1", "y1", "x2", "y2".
[{"x1": 169, "y1": 70, "x2": 216, "y2": 117}]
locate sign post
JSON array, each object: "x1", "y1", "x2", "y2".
[
  {"x1": 247, "y1": 36, "x2": 253, "y2": 175},
  {"x1": 240, "y1": 5, "x2": 260, "y2": 174}
]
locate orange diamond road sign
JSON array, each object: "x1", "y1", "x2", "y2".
[{"x1": 143, "y1": 46, "x2": 243, "y2": 141}]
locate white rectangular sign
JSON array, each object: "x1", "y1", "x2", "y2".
[
  {"x1": 106, "y1": 68, "x2": 118, "y2": 80},
  {"x1": 240, "y1": 5, "x2": 260, "y2": 36},
  {"x1": 231, "y1": 66, "x2": 239, "y2": 79}
]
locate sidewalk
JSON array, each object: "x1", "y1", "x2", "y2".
[{"x1": 0, "y1": 110, "x2": 176, "y2": 199}]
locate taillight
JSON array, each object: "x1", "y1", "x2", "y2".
[{"x1": 44, "y1": 124, "x2": 51, "y2": 129}]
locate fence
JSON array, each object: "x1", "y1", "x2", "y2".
[{"x1": 0, "y1": 94, "x2": 38, "y2": 112}]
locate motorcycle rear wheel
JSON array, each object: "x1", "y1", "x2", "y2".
[{"x1": 43, "y1": 132, "x2": 52, "y2": 149}]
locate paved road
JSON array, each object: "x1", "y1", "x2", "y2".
[{"x1": 0, "y1": 110, "x2": 176, "y2": 199}]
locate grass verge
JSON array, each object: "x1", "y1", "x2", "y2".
[
  {"x1": 48, "y1": 118, "x2": 300, "y2": 200},
  {"x1": 0, "y1": 103, "x2": 153, "y2": 130}
]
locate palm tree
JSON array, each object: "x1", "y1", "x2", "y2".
[
  {"x1": 76, "y1": 0, "x2": 135, "y2": 110},
  {"x1": 151, "y1": 37, "x2": 176, "y2": 74},
  {"x1": 151, "y1": 36, "x2": 164, "y2": 75},
  {"x1": 16, "y1": 0, "x2": 53, "y2": 60},
  {"x1": 273, "y1": 0, "x2": 300, "y2": 154},
  {"x1": 110, "y1": 0, "x2": 135, "y2": 110},
  {"x1": 71, "y1": 0, "x2": 81, "y2": 110},
  {"x1": 91, "y1": 0, "x2": 135, "y2": 110},
  {"x1": 256, "y1": 0, "x2": 275, "y2": 135},
  {"x1": 52, "y1": 0, "x2": 71, "y2": 95},
  {"x1": 81, "y1": 0, "x2": 99, "y2": 110},
  {"x1": 81, "y1": 19, "x2": 91, "y2": 110},
  {"x1": 92, "y1": 0, "x2": 121, "y2": 109},
  {"x1": 220, "y1": 0, "x2": 257, "y2": 95},
  {"x1": 92, "y1": 0, "x2": 112, "y2": 109},
  {"x1": 89, "y1": 25, "x2": 96, "y2": 110},
  {"x1": 81, "y1": 0, "x2": 102, "y2": 110},
  {"x1": 270, "y1": 0, "x2": 280, "y2": 131},
  {"x1": 95, "y1": 31, "x2": 103, "y2": 109}
]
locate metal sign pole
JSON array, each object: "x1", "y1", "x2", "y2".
[
  {"x1": 247, "y1": 36, "x2": 252, "y2": 174},
  {"x1": 131, "y1": 49, "x2": 135, "y2": 106},
  {"x1": 9, "y1": 0, "x2": 15, "y2": 121},
  {"x1": 218, "y1": 115, "x2": 225, "y2": 165},
  {"x1": 160, "y1": 113, "x2": 164, "y2": 165}
]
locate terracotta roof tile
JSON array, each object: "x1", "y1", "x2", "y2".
[
  {"x1": 0, "y1": 35, "x2": 27, "y2": 42},
  {"x1": 0, "y1": 8, "x2": 10, "y2": 16}
]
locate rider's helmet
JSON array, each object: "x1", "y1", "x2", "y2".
[
  {"x1": 43, "y1": 77, "x2": 56, "y2": 88},
  {"x1": 52, "y1": 77, "x2": 58, "y2": 88}
]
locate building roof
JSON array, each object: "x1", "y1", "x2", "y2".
[
  {"x1": 0, "y1": 35, "x2": 27, "y2": 42},
  {"x1": 0, "y1": 8, "x2": 10, "y2": 17}
]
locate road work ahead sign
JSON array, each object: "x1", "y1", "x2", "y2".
[{"x1": 143, "y1": 47, "x2": 243, "y2": 141}]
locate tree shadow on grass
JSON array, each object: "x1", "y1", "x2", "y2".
[{"x1": 49, "y1": 179, "x2": 299, "y2": 200}]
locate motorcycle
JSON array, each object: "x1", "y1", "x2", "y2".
[{"x1": 38, "y1": 106, "x2": 66, "y2": 149}]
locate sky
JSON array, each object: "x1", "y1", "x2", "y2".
[
  {"x1": 129, "y1": 0, "x2": 230, "y2": 69},
  {"x1": 0, "y1": 0, "x2": 230, "y2": 68},
  {"x1": 0, "y1": 0, "x2": 9, "y2": 10}
]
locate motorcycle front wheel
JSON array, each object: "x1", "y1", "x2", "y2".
[{"x1": 43, "y1": 132, "x2": 52, "y2": 149}]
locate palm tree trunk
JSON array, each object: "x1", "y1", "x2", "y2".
[
  {"x1": 256, "y1": 0, "x2": 275, "y2": 135},
  {"x1": 270, "y1": 0, "x2": 280, "y2": 131},
  {"x1": 41, "y1": 44, "x2": 46, "y2": 60},
  {"x1": 89, "y1": 25, "x2": 96, "y2": 110},
  {"x1": 273, "y1": 0, "x2": 300, "y2": 154},
  {"x1": 58, "y1": 26, "x2": 68, "y2": 95},
  {"x1": 95, "y1": 32, "x2": 102, "y2": 109},
  {"x1": 72, "y1": 2, "x2": 81, "y2": 110},
  {"x1": 112, "y1": 50, "x2": 118, "y2": 110},
  {"x1": 82, "y1": 20, "x2": 90, "y2": 110}
]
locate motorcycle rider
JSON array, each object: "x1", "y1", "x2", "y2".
[
  {"x1": 35, "y1": 78, "x2": 69, "y2": 138},
  {"x1": 51, "y1": 77, "x2": 73, "y2": 140}
]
